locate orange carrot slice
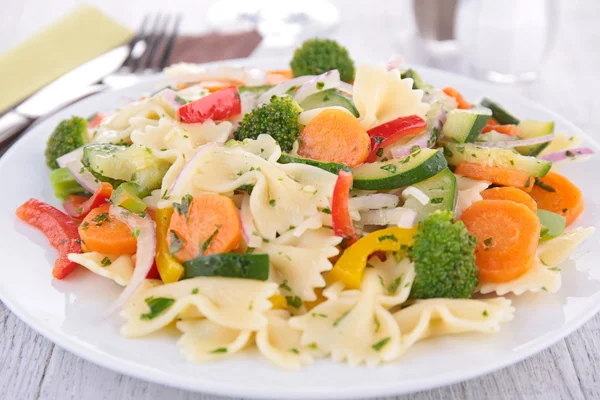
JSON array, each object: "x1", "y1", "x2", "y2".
[
  {"x1": 460, "y1": 199, "x2": 540, "y2": 283},
  {"x1": 443, "y1": 87, "x2": 472, "y2": 109},
  {"x1": 298, "y1": 109, "x2": 370, "y2": 168},
  {"x1": 482, "y1": 124, "x2": 521, "y2": 136},
  {"x1": 455, "y1": 163, "x2": 533, "y2": 191},
  {"x1": 265, "y1": 69, "x2": 293, "y2": 85},
  {"x1": 79, "y1": 204, "x2": 137, "y2": 255},
  {"x1": 167, "y1": 194, "x2": 242, "y2": 262},
  {"x1": 528, "y1": 172, "x2": 584, "y2": 226},
  {"x1": 481, "y1": 187, "x2": 537, "y2": 213}
]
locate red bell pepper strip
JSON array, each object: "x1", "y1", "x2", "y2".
[
  {"x1": 63, "y1": 182, "x2": 112, "y2": 218},
  {"x1": 131, "y1": 254, "x2": 162, "y2": 280},
  {"x1": 16, "y1": 199, "x2": 83, "y2": 279},
  {"x1": 366, "y1": 115, "x2": 427, "y2": 162},
  {"x1": 176, "y1": 86, "x2": 242, "y2": 124},
  {"x1": 331, "y1": 170, "x2": 359, "y2": 248},
  {"x1": 88, "y1": 113, "x2": 105, "y2": 128}
]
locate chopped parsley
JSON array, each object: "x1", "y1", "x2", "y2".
[
  {"x1": 524, "y1": 177, "x2": 531, "y2": 188},
  {"x1": 140, "y1": 297, "x2": 175, "y2": 320},
  {"x1": 482, "y1": 310, "x2": 489, "y2": 317},
  {"x1": 430, "y1": 197, "x2": 444, "y2": 204},
  {"x1": 380, "y1": 164, "x2": 397, "y2": 174},
  {"x1": 566, "y1": 150, "x2": 575, "y2": 157},
  {"x1": 131, "y1": 228, "x2": 140, "y2": 238},
  {"x1": 269, "y1": 199, "x2": 276, "y2": 207},
  {"x1": 483, "y1": 237, "x2": 494, "y2": 247},
  {"x1": 534, "y1": 178, "x2": 556, "y2": 192},
  {"x1": 80, "y1": 221, "x2": 89, "y2": 230},
  {"x1": 191, "y1": 288, "x2": 199, "y2": 294},
  {"x1": 246, "y1": 247, "x2": 256, "y2": 254},
  {"x1": 443, "y1": 147, "x2": 453, "y2": 158},
  {"x1": 373, "y1": 314, "x2": 380, "y2": 333},
  {"x1": 100, "y1": 257, "x2": 112, "y2": 267},
  {"x1": 376, "y1": 148, "x2": 384, "y2": 157},
  {"x1": 411, "y1": 145, "x2": 420, "y2": 153},
  {"x1": 279, "y1": 280, "x2": 292, "y2": 292},
  {"x1": 289, "y1": 348, "x2": 300, "y2": 354},
  {"x1": 91, "y1": 213, "x2": 110, "y2": 226},
  {"x1": 378, "y1": 234, "x2": 398, "y2": 242},
  {"x1": 373, "y1": 136, "x2": 384, "y2": 144},
  {"x1": 456, "y1": 146, "x2": 465, "y2": 154},
  {"x1": 286, "y1": 296, "x2": 302, "y2": 308},
  {"x1": 333, "y1": 310, "x2": 350, "y2": 327},
  {"x1": 371, "y1": 337, "x2": 391, "y2": 352},
  {"x1": 316, "y1": 81, "x2": 325, "y2": 90},
  {"x1": 173, "y1": 194, "x2": 193, "y2": 220},
  {"x1": 321, "y1": 207, "x2": 331, "y2": 214},
  {"x1": 210, "y1": 348, "x2": 228, "y2": 354},
  {"x1": 200, "y1": 226, "x2": 220, "y2": 255},
  {"x1": 174, "y1": 95, "x2": 187, "y2": 105},
  {"x1": 312, "y1": 313, "x2": 327, "y2": 318}
]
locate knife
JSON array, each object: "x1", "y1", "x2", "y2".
[{"x1": 0, "y1": 45, "x2": 131, "y2": 145}]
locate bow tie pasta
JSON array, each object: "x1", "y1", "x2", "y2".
[{"x1": 67, "y1": 252, "x2": 134, "y2": 286}]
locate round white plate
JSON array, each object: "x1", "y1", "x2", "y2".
[{"x1": 1, "y1": 59, "x2": 599, "y2": 400}]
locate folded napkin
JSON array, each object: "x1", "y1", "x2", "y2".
[{"x1": 0, "y1": 5, "x2": 133, "y2": 114}]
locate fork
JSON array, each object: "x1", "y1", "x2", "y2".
[{"x1": 0, "y1": 13, "x2": 181, "y2": 147}]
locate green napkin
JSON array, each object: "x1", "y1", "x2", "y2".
[{"x1": 0, "y1": 5, "x2": 132, "y2": 113}]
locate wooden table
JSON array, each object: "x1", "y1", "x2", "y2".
[{"x1": 1, "y1": 0, "x2": 599, "y2": 398}]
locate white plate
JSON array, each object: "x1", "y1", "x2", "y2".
[{"x1": 1, "y1": 59, "x2": 599, "y2": 400}]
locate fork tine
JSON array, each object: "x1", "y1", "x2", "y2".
[
  {"x1": 157, "y1": 14, "x2": 182, "y2": 71},
  {"x1": 142, "y1": 14, "x2": 171, "y2": 71},
  {"x1": 122, "y1": 14, "x2": 150, "y2": 70}
]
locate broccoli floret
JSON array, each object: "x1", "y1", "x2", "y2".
[
  {"x1": 290, "y1": 38, "x2": 355, "y2": 83},
  {"x1": 233, "y1": 96, "x2": 302, "y2": 152},
  {"x1": 409, "y1": 210, "x2": 478, "y2": 299},
  {"x1": 45, "y1": 116, "x2": 89, "y2": 169}
]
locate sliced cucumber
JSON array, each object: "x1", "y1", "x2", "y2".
[
  {"x1": 298, "y1": 89, "x2": 359, "y2": 117},
  {"x1": 401, "y1": 69, "x2": 432, "y2": 91},
  {"x1": 183, "y1": 253, "x2": 270, "y2": 280},
  {"x1": 82, "y1": 144, "x2": 171, "y2": 190},
  {"x1": 442, "y1": 107, "x2": 491, "y2": 143},
  {"x1": 238, "y1": 85, "x2": 274, "y2": 96},
  {"x1": 480, "y1": 97, "x2": 520, "y2": 125},
  {"x1": 403, "y1": 168, "x2": 457, "y2": 221},
  {"x1": 515, "y1": 119, "x2": 555, "y2": 156},
  {"x1": 278, "y1": 154, "x2": 351, "y2": 174},
  {"x1": 353, "y1": 148, "x2": 448, "y2": 190},
  {"x1": 443, "y1": 142, "x2": 551, "y2": 177},
  {"x1": 538, "y1": 209, "x2": 566, "y2": 241}
]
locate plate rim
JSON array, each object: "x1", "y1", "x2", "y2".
[{"x1": 1, "y1": 58, "x2": 599, "y2": 399}]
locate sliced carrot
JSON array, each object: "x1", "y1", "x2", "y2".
[
  {"x1": 200, "y1": 80, "x2": 244, "y2": 92},
  {"x1": 443, "y1": 87, "x2": 472, "y2": 109},
  {"x1": 528, "y1": 172, "x2": 584, "y2": 226},
  {"x1": 167, "y1": 194, "x2": 242, "y2": 262},
  {"x1": 488, "y1": 117, "x2": 500, "y2": 125},
  {"x1": 298, "y1": 109, "x2": 370, "y2": 168},
  {"x1": 79, "y1": 204, "x2": 137, "y2": 255},
  {"x1": 455, "y1": 162, "x2": 533, "y2": 191},
  {"x1": 265, "y1": 69, "x2": 293, "y2": 85},
  {"x1": 482, "y1": 124, "x2": 521, "y2": 136},
  {"x1": 481, "y1": 187, "x2": 537, "y2": 213},
  {"x1": 460, "y1": 199, "x2": 540, "y2": 283}
]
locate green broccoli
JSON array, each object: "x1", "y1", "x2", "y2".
[
  {"x1": 233, "y1": 96, "x2": 302, "y2": 152},
  {"x1": 409, "y1": 210, "x2": 478, "y2": 299},
  {"x1": 290, "y1": 38, "x2": 355, "y2": 83},
  {"x1": 45, "y1": 116, "x2": 89, "y2": 169}
]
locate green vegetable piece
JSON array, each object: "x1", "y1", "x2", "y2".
[
  {"x1": 238, "y1": 85, "x2": 274, "y2": 96},
  {"x1": 45, "y1": 116, "x2": 89, "y2": 170},
  {"x1": 110, "y1": 182, "x2": 149, "y2": 214},
  {"x1": 537, "y1": 209, "x2": 566, "y2": 240},
  {"x1": 49, "y1": 167, "x2": 88, "y2": 200},
  {"x1": 182, "y1": 253, "x2": 270, "y2": 280},
  {"x1": 298, "y1": 88, "x2": 359, "y2": 117},
  {"x1": 290, "y1": 38, "x2": 355, "y2": 83},
  {"x1": 410, "y1": 210, "x2": 478, "y2": 299},
  {"x1": 234, "y1": 96, "x2": 302, "y2": 152},
  {"x1": 140, "y1": 297, "x2": 175, "y2": 320},
  {"x1": 277, "y1": 153, "x2": 351, "y2": 174}
]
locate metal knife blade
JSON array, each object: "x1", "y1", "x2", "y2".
[{"x1": 15, "y1": 45, "x2": 130, "y2": 118}]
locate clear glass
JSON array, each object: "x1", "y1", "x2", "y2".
[{"x1": 455, "y1": 0, "x2": 558, "y2": 83}]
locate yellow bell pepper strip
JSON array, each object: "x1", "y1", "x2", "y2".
[
  {"x1": 154, "y1": 207, "x2": 184, "y2": 283},
  {"x1": 269, "y1": 294, "x2": 288, "y2": 310},
  {"x1": 327, "y1": 226, "x2": 418, "y2": 290},
  {"x1": 303, "y1": 287, "x2": 327, "y2": 310}
]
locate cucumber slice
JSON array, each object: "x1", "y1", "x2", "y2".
[
  {"x1": 403, "y1": 168, "x2": 457, "y2": 221},
  {"x1": 49, "y1": 167, "x2": 87, "y2": 200},
  {"x1": 443, "y1": 142, "x2": 552, "y2": 177},
  {"x1": 238, "y1": 85, "x2": 273, "y2": 96},
  {"x1": 480, "y1": 97, "x2": 520, "y2": 125},
  {"x1": 353, "y1": 148, "x2": 448, "y2": 190},
  {"x1": 538, "y1": 209, "x2": 566, "y2": 240},
  {"x1": 401, "y1": 69, "x2": 432, "y2": 91},
  {"x1": 515, "y1": 119, "x2": 555, "y2": 156},
  {"x1": 82, "y1": 144, "x2": 171, "y2": 190},
  {"x1": 278, "y1": 154, "x2": 351, "y2": 174},
  {"x1": 298, "y1": 89, "x2": 359, "y2": 117},
  {"x1": 110, "y1": 182, "x2": 150, "y2": 214},
  {"x1": 442, "y1": 107, "x2": 491, "y2": 143},
  {"x1": 183, "y1": 253, "x2": 270, "y2": 280}
]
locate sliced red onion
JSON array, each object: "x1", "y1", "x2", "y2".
[
  {"x1": 105, "y1": 206, "x2": 156, "y2": 317},
  {"x1": 390, "y1": 131, "x2": 433, "y2": 159},
  {"x1": 360, "y1": 207, "x2": 417, "y2": 228},
  {"x1": 349, "y1": 194, "x2": 399, "y2": 211},
  {"x1": 402, "y1": 186, "x2": 429, "y2": 205},
  {"x1": 386, "y1": 55, "x2": 405, "y2": 71},
  {"x1": 241, "y1": 193, "x2": 262, "y2": 248},
  {"x1": 168, "y1": 142, "x2": 220, "y2": 196},
  {"x1": 540, "y1": 147, "x2": 594, "y2": 162},
  {"x1": 293, "y1": 70, "x2": 341, "y2": 103},
  {"x1": 56, "y1": 147, "x2": 84, "y2": 168},
  {"x1": 476, "y1": 133, "x2": 555, "y2": 148},
  {"x1": 66, "y1": 161, "x2": 99, "y2": 193},
  {"x1": 258, "y1": 76, "x2": 314, "y2": 104}
]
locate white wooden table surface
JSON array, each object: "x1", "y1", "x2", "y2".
[{"x1": 1, "y1": 0, "x2": 599, "y2": 399}]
